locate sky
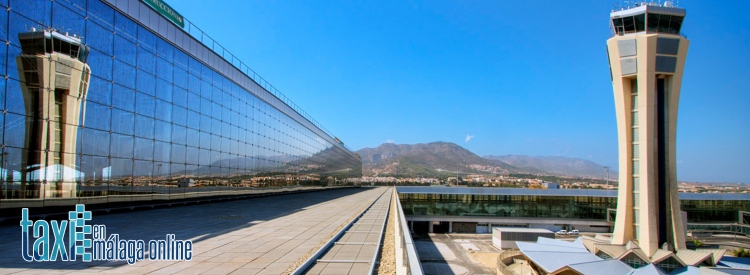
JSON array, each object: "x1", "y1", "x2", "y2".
[{"x1": 168, "y1": 0, "x2": 749, "y2": 183}]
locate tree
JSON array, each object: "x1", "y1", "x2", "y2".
[{"x1": 732, "y1": 247, "x2": 750, "y2": 258}]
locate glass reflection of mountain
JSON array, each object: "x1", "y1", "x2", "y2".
[{"x1": 15, "y1": 28, "x2": 91, "y2": 198}]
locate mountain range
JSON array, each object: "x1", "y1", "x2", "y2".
[
  {"x1": 356, "y1": 142, "x2": 613, "y2": 178},
  {"x1": 484, "y1": 155, "x2": 613, "y2": 178}
]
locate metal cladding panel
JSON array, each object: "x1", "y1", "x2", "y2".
[
  {"x1": 138, "y1": 4, "x2": 150, "y2": 28},
  {"x1": 657, "y1": 38, "x2": 680, "y2": 55},
  {"x1": 199, "y1": 45, "x2": 206, "y2": 63},
  {"x1": 167, "y1": 20, "x2": 175, "y2": 42},
  {"x1": 618, "y1": 39, "x2": 637, "y2": 57},
  {"x1": 158, "y1": 16, "x2": 169, "y2": 37},
  {"x1": 189, "y1": 39, "x2": 197, "y2": 59},
  {"x1": 645, "y1": 5, "x2": 686, "y2": 17},
  {"x1": 110, "y1": 0, "x2": 126, "y2": 12},
  {"x1": 128, "y1": 0, "x2": 140, "y2": 18},
  {"x1": 156, "y1": 15, "x2": 171, "y2": 38},
  {"x1": 655, "y1": 56, "x2": 677, "y2": 73},
  {"x1": 149, "y1": 8, "x2": 160, "y2": 31},
  {"x1": 174, "y1": 27, "x2": 182, "y2": 46},
  {"x1": 620, "y1": 57, "x2": 638, "y2": 75}
]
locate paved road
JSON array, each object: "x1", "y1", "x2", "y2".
[{"x1": 0, "y1": 187, "x2": 386, "y2": 274}]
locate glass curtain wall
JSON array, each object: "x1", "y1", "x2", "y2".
[
  {"x1": 398, "y1": 193, "x2": 750, "y2": 223},
  {"x1": 398, "y1": 193, "x2": 618, "y2": 220},
  {"x1": 0, "y1": 0, "x2": 362, "y2": 206}
]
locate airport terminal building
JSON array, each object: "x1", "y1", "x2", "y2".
[
  {"x1": 398, "y1": 187, "x2": 750, "y2": 235},
  {"x1": 0, "y1": 0, "x2": 362, "y2": 208}
]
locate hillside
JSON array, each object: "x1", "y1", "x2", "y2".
[
  {"x1": 484, "y1": 155, "x2": 614, "y2": 178},
  {"x1": 356, "y1": 142, "x2": 516, "y2": 178}
]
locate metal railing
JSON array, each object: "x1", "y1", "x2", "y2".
[
  {"x1": 179, "y1": 18, "x2": 355, "y2": 153},
  {"x1": 688, "y1": 223, "x2": 750, "y2": 236},
  {"x1": 393, "y1": 188, "x2": 423, "y2": 275}
]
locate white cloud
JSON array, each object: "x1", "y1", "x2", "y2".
[
  {"x1": 386, "y1": 139, "x2": 394, "y2": 144},
  {"x1": 465, "y1": 134, "x2": 474, "y2": 142}
]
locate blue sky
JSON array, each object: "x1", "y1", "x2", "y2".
[{"x1": 169, "y1": 0, "x2": 749, "y2": 183}]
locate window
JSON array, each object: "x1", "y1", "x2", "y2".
[
  {"x1": 613, "y1": 14, "x2": 647, "y2": 35},
  {"x1": 647, "y1": 13, "x2": 660, "y2": 32},
  {"x1": 634, "y1": 14, "x2": 645, "y2": 32},
  {"x1": 622, "y1": 253, "x2": 648, "y2": 268},
  {"x1": 613, "y1": 18, "x2": 624, "y2": 34},
  {"x1": 656, "y1": 257, "x2": 684, "y2": 273},
  {"x1": 623, "y1": 16, "x2": 635, "y2": 32},
  {"x1": 632, "y1": 111, "x2": 639, "y2": 127},
  {"x1": 52, "y1": 90, "x2": 64, "y2": 166},
  {"x1": 668, "y1": 16, "x2": 684, "y2": 34},
  {"x1": 634, "y1": 225, "x2": 640, "y2": 239},
  {"x1": 596, "y1": 251, "x2": 612, "y2": 260},
  {"x1": 632, "y1": 160, "x2": 639, "y2": 174},
  {"x1": 632, "y1": 144, "x2": 639, "y2": 159}
]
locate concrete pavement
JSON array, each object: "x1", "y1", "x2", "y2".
[{"x1": 0, "y1": 187, "x2": 387, "y2": 274}]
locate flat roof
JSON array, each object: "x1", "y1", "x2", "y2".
[
  {"x1": 610, "y1": 4, "x2": 686, "y2": 18},
  {"x1": 396, "y1": 186, "x2": 750, "y2": 201},
  {"x1": 493, "y1": 227, "x2": 553, "y2": 233}
]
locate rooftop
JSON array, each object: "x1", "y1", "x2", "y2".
[
  {"x1": 0, "y1": 187, "x2": 388, "y2": 274},
  {"x1": 396, "y1": 186, "x2": 750, "y2": 200}
]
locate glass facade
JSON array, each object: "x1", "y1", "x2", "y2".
[
  {"x1": 398, "y1": 188, "x2": 750, "y2": 224},
  {"x1": 0, "y1": 0, "x2": 362, "y2": 207},
  {"x1": 399, "y1": 193, "x2": 617, "y2": 220},
  {"x1": 611, "y1": 11, "x2": 683, "y2": 36}
]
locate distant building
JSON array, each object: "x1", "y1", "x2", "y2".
[
  {"x1": 178, "y1": 179, "x2": 194, "y2": 188},
  {"x1": 397, "y1": 186, "x2": 750, "y2": 235},
  {"x1": 542, "y1": 182, "x2": 560, "y2": 189},
  {"x1": 492, "y1": 227, "x2": 554, "y2": 250}
]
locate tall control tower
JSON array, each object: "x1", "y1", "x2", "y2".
[
  {"x1": 15, "y1": 29, "x2": 91, "y2": 198},
  {"x1": 606, "y1": 2, "x2": 689, "y2": 256}
]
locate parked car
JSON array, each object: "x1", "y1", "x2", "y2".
[
  {"x1": 568, "y1": 229, "x2": 580, "y2": 235},
  {"x1": 555, "y1": 230, "x2": 567, "y2": 235}
]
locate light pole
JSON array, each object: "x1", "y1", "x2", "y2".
[
  {"x1": 603, "y1": 166, "x2": 610, "y2": 189},
  {"x1": 2, "y1": 151, "x2": 7, "y2": 199},
  {"x1": 157, "y1": 164, "x2": 162, "y2": 183}
]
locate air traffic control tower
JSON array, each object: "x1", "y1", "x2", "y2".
[
  {"x1": 606, "y1": 2, "x2": 689, "y2": 256},
  {"x1": 15, "y1": 29, "x2": 91, "y2": 198}
]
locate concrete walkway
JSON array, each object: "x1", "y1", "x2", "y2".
[
  {"x1": 0, "y1": 187, "x2": 387, "y2": 274},
  {"x1": 305, "y1": 187, "x2": 391, "y2": 274}
]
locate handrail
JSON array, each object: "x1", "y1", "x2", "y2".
[
  {"x1": 179, "y1": 18, "x2": 356, "y2": 154},
  {"x1": 393, "y1": 189, "x2": 423, "y2": 274}
]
